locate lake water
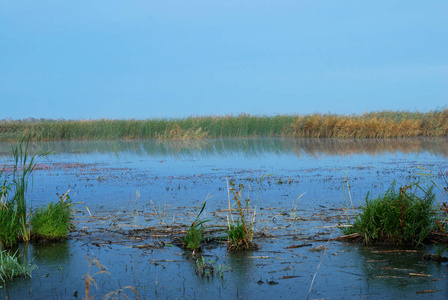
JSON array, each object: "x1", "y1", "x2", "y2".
[{"x1": 1, "y1": 137, "x2": 448, "y2": 299}]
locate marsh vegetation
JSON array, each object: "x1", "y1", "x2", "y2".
[
  {"x1": 0, "y1": 139, "x2": 73, "y2": 288},
  {"x1": 182, "y1": 201, "x2": 209, "y2": 252},
  {"x1": 0, "y1": 250, "x2": 36, "y2": 285},
  {"x1": 1, "y1": 109, "x2": 447, "y2": 141},
  {"x1": 0, "y1": 139, "x2": 72, "y2": 248},
  {"x1": 31, "y1": 190, "x2": 72, "y2": 241},
  {"x1": 341, "y1": 179, "x2": 447, "y2": 246},
  {"x1": 226, "y1": 181, "x2": 258, "y2": 251}
]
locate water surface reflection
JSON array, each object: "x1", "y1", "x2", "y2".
[{"x1": 0, "y1": 137, "x2": 447, "y2": 158}]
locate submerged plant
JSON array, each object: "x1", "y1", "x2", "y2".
[
  {"x1": 0, "y1": 249, "x2": 36, "y2": 284},
  {"x1": 182, "y1": 200, "x2": 209, "y2": 252},
  {"x1": 434, "y1": 244, "x2": 448, "y2": 258},
  {"x1": 349, "y1": 181, "x2": 437, "y2": 246},
  {"x1": 195, "y1": 257, "x2": 227, "y2": 278},
  {"x1": 226, "y1": 180, "x2": 257, "y2": 251},
  {"x1": 83, "y1": 254, "x2": 110, "y2": 300},
  {"x1": 150, "y1": 200, "x2": 167, "y2": 225},
  {"x1": 31, "y1": 190, "x2": 72, "y2": 241},
  {"x1": 83, "y1": 254, "x2": 139, "y2": 299}
]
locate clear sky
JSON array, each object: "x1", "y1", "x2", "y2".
[{"x1": 1, "y1": 1, "x2": 447, "y2": 120}]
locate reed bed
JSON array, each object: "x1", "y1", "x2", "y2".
[
  {"x1": 0, "y1": 109, "x2": 447, "y2": 141},
  {"x1": 292, "y1": 109, "x2": 448, "y2": 138},
  {"x1": 0, "y1": 114, "x2": 296, "y2": 141}
]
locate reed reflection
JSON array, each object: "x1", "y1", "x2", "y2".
[{"x1": 0, "y1": 137, "x2": 447, "y2": 159}]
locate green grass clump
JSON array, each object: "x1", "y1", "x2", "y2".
[
  {"x1": 0, "y1": 250, "x2": 36, "y2": 284},
  {"x1": 227, "y1": 220, "x2": 254, "y2": 251},
  {"x1": 226, "y1": 181, "x2": 257, "y2": 251},
  {"x1": 0, "y1": 201, "x2": 21, "y2": 248},
  {"x1": 0, "y1": 167, "x2": 20, "y2": 248},
  {"x1": 347, "y1": 181, "x2": 437, "y2": 246},
  {"x1": 31, "y1": 191, "x2": 72, "y2": 241},
  {"x1": 182, "y1": 201, "x2": 209, "y2": 252},
  {"x1": 195, "y1": 257, "x2": 227, "y2": 278},
  {"x1": 183, "y1": 221, "x2": 205, "y2": 252}
]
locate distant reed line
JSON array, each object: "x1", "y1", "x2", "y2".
[
  {"x1": 293, "y1": 109, "x2": 448, "y2": 138},
  {"x1": 0, "y1": 110, "x2": 447, "y2": 141}
]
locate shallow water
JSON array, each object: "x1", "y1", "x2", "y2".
[{"x1": 1, "y1": 137, "x2": 448, "y2": 299}]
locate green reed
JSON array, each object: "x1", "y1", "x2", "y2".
[
  {"x1": 182, "y1": 200, "x2": 209, "y2": 252},
  {"x1": 0, "y1": 201, "x2": 21, "y2": 249},
  {"x1": 0, "y1": 166, "x2": 20, "y2": 248},
  {"x1": 0, "y1": 114, "x2": 298, "y2": 141}
]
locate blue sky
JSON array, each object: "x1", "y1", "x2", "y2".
[{"x1": 1, "y1": 1, "x2": 447, "y2": 120}]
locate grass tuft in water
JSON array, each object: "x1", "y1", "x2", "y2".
[
  {"x1": 31, "y1": 190, "x2": 72, "y2": 241},
  {"x1": 195, "y1": 257, "x2": 227, "y2": 278},
  {"x1": 0, "y1": 249, "x2": 36, "y2": 284},
  {"x1": 226, "y1": 181, "x2": 258, "y2": 251},
  {"x1": 0, "y1": 137, "x2": 50, "y2": 247},
  {"x1": 227, "y1": 220, "x2": 253, "y2": 251},
  {"x1": 11, "y1": 137, "x2": 50, "y2": 242},
  {"x1": 346, "y1": 181, "x2": 437, "y2": 246},
  {"x1": 182, "y1": 200, "x2": 209, "y2": 252}
]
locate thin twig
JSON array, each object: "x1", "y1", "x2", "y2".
[
  {"x1": 307, "y1": 229, "x2": 334, "y2": 300},
  {"x1": 226, "y1": 177, "x2": 234, "y2": 225},
  {"x1": 345, "y1": 174, "x2": 356, "y2": 219}
]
